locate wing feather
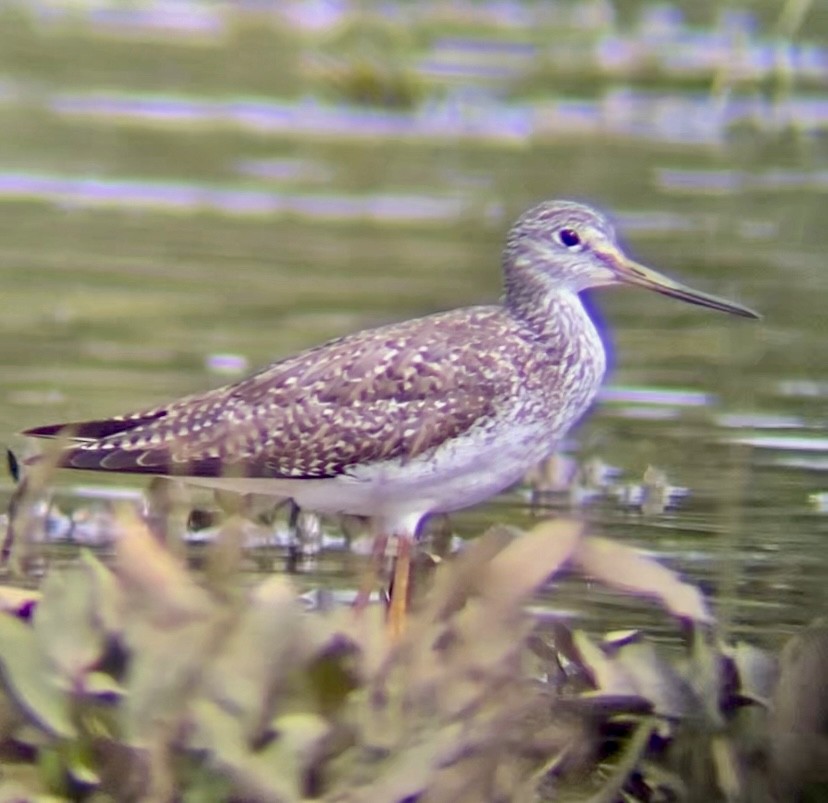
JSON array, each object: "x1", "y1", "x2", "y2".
[{"x1": 24, "y1": 307, "x2": 529, "y2": 479}]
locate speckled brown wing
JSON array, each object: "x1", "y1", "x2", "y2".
[{"x1": 23, "y1": 307, "x2": 524, "y2": 479}]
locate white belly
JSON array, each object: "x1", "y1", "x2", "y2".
[{"x1": 185, "y1": 418, "x2": 555, "y2": 521}]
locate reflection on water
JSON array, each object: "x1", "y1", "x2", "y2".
[
  {"x1": 657, "y1": 167, "x2": 828, "y2": 194},
  {"x1": 4, "y1": 86, "x2": 822, "y2": 145},
  {"x1": 0, "y1": 0, "x2": 825, "y2": 649},
  {"x1": 0, "y1": 172, "x2": 471, "y2": 222}
]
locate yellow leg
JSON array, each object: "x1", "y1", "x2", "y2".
[
  {"x1": 388, "y1": 535, "x2": 411, "y2": 640},
  {"x1": 353, "y1": 532, "x2": 388, "y2": 614}
]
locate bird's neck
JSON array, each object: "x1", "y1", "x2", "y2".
[
  {"x1": 504, "y1": 269, "x2": 607, "y2": 421},
  {"x1": 504, "y1": 267, "x2": 594, "y2": 346}
]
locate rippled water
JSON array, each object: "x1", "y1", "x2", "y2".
[{"x1": 0, "y1": 0, "x2": 825, "y2": 649}]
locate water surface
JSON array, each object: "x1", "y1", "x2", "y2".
[{"x1": 0, "y1": 0, "x2": 825, "y2": 650}]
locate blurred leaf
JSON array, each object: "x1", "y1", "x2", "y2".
[
  {"x1": 572, "y1": 630, "x2": 638, "y2": 697},
  {"x1": 191, "y1": 700, "x2": 328, "y2": 802},
  {"x1": 13, "y1": 723, "x2": 53, "y2": 748},
  {"x1": 123, "y1": 617, "x2": 220, "y2": 746},
  {"x1": 180, "y1": 765, "x2": 235, "y2": 803},
  {"x1": 585, "y1": 718, "x2": 655, "y2": 803},
  {"x1": 355, "y1": 723, "x2": 464, "y2": 802},
  {"x1": 80, "y1": 550, "x2": 123, "y2": 638},
  {"x1": 203, "y1": 516, "x2": 248, "y2": 594},
  {"x1": 202, "y1": 577, "x2": 306, "y2": 742},
  {"x1": 0, "y1": 585, "x2": 39, "y2": 616},
  {"x1": 82, "y1": 672, "x2": 125, "y2": 702},
  {"x1": 304, "y1": 638, "x2": 360, "y2": 717},
  {"x1": 453, "y1": 597, "x2": 533, "y2": 685},
  {"x1": 0, "y1": 613, "x2": 75, "y2": 739},
  {"x1": 335, "y1": 600, "x2": 389, "y2": 680},
  {"x1": 0, "y1": 775, "x2": 52, "y2": 801},
  {"x1": 710, "y1": 734, "x2": 743, "y2": 800},
  {"x1": 638, "y1": 759, "x2": 688, "y2": 799},
  {"x1": 0, "y1": 687, "x2": 24, "y2": 741},
  {"x1": 603, "y1": 629, "x2": 642, "y2": 648},
  {"x1": 687, "y1": 626, "x2": 727, "y2": 729},
  {"x1": 727, "y1": 641, "x2": 778, "y2": 705},
  {"x1": 571, "y1": 693, "x2": 652, "y2": 718},
  {"x1": 480, "y1": 518, "x2": 583, "y2": 607},
  {"x1": 37, "y1": 745, "x2": 65, "y2": 796},
  {"x1": 768, "y1": 733, "x2": 828, "y2": 800},
  {"x1": 34, "y1": 567, "x2": 105, "y2": 684},
  {"x1": 63, "y1": 739, "x2": 100, "y2": 789},
  {"x1": 116, "y1": 508, "x2": 219, "y2": 746},
  {"x1": 424, "y1": 753, "x2": 507, "y2": 803},
  {"x1": 612, "y1": 640, "x2": 697, "y2": 719},
  {"x1": 270, "y1": 712, "x2": 329, "y2": 781},
  {"x1": 423, "y1": 525, "x2": 514, "y2": 623},
  {"x1": 113, "y1": 506, "x2": 213, "y2": 627},
  {"x1": 573, "y1": 536, "x2": 712, "y2": 622},
  {"x1": 771, "y1": 621, "x2": 828, "y2": 733},
  {"x1": 768, "y1": 622, "x2": 828, "y2": 798}
]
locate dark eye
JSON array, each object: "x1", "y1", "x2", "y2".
[{"x1": 557, "y1": 228, "x2": 581, "y2": 248}]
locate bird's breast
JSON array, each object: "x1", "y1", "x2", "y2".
[{"x1": 509, "y1": 296, "x2": 607, "y2": 441}]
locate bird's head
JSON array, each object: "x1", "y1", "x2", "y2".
[{"x1": 504, "y1": 199, "x2": 759, "y2": 319}]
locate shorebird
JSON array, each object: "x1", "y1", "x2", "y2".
[{"x1": 23, "y1": 200, "x2": 758, "y2": 632}]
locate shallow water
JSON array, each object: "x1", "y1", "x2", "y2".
[{"x1": 0, "y1": 0, "x2": 825, "y2": 650}]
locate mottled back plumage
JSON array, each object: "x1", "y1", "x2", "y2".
[{"x1": 24, "y1": 303, "x2": 597, "y2": 480}]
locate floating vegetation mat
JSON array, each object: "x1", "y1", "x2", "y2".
[{"x1": 0, "y1": 504, "x2": 824, "y2": 801}]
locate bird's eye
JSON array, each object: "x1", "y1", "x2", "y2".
[{"x1": 557, "y1": 228, "x2": 582, "y2": 249}]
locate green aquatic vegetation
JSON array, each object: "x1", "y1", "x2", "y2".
[{"x1": 0, "y1": 505, "x2": 816, "y2": 801}]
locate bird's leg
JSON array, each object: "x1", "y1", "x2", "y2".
[
  {"x1": 352, "y1": 532, "x2": 388, "y2": 614},
  {"x1": 353, "y1": 514, "x2": 419, "y2": 637},
  {"x1": 388, "y1": 535, "x2": 411, "y2": 639}
]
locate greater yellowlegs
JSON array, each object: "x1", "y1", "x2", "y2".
[{"x1": 23, "y1": 200, "x2": 758, "y2": 630}]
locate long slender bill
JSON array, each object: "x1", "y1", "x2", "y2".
[{"x1": 604, "y1": 249, "x2": 760, "y2": 319}]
